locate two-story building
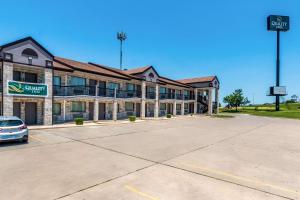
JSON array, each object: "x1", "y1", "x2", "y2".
[{"x1": 0, "y1": 37, "x2": 220, "y2": 125}]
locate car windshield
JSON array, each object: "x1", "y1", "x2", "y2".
[{"x1": 0, "y1": 120, "x2": 23, "y2": 127}]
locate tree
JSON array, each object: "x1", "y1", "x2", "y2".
[
  {"x1": 223, "y1": 89, "x2": 250, "y2": 111},
  {"x1": 291, "y1": 94, "x2": 298, "y2": 103}
]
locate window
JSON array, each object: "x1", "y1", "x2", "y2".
[
  {"x1": 184, "y1": 90, "x2": 189, "y2": 96},
  {"x1": 176, "y1": 104, "x2": 181, "y2": 110},
  {"x1": 22, "y1": 48, "x2": 38, "y2": 58},
  {"x1": 160, "y1": 87, "x2": 166, "y2": 94},
  {"x1": 108, "y1": 82, "x2": 120, "y2": 90},
  {"x1": 147, "y1": 86, "x2": 155, "y2": 93},
  {"x1": 125, "y1": 102, "x2": 134, "y2": 111},
  {"x1": 70, "y1": 76, "x2": 86, "y2": 86},
  {"x1": 53, "y1": 76, "x2": 61, "y2": 86},
  {"x1": 53, "y1": 103, "x2": 61, "y2": 115},
  {"x1": 0, "y1": 120, "x2": 23, "y2": 127},
  {"x1": 71, "y1": 102, "x2": 86, "y2": 112},
  {"x1": 25, "y1": 72, "x2": 37, "y2": 83},
  {"x1": 149, "y1": 72, "x2": 154, "y2": 78},
  {"x1": 160, "y1": 103, "x2": 166, "y2": 110},
  {"x1": 184, "y1": 103, "x2": 189, "y2": 109},
  {"x1": 13, "y1": 71, "x2": 21, "y2": 81},
  {"x1": 126, "y1": 83, "x2": 135, "y2": 91}
]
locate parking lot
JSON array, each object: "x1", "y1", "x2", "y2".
[{"x1": 0, "y1": 115, "x2": 300, "y2": 200}]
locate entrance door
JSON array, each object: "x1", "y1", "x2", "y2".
[
  {"x1": 25, "y1": 102, "x2": 37, "y2": 125},
  {"x1": 98, "y1": 81, "x2": 106, "y2": 96},
  {"x1": 136, "y1": 103, "x2": 141, "y2": 117},
  {"x1": 89, "y1": 102, "x2": 94, "y2": 120},
  {"x1": 167, "y1": 103, "x2": 173, "y2": 114},
  {"x1": 98, "y1": 103, "x2": 106, "y2": 120},
  {"x1": 189, "y1": 103, "x2": 194, "y2": 113},
  {"x1": 13, "y1": 102, "x2": 21, "y2": 118}
]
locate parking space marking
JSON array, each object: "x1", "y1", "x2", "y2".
[
  {"x1": 125, "y1": 185, "x2": 160, "y2": 200},
  {"x1": 179, "y1": 162, "x2": 299, "y2": 200},
  {"x1": 29, "y1": 135, "x2": 44, "y2": 143}
]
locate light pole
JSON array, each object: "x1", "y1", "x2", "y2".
[{"x1": 117, "y1": 32, "x2": 127, "y2": 70}]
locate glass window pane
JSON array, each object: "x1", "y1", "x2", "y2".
[
  {"x1": 160, "y1": 87, "x2": 166, "y2": 93},
  {"x1": 160, "y1": 103, "x2": 166, "y2": 110},
  {"x1": 71, "y1": 102, "x2": 85, "y2": 112},
  {"x1": 53, "y1": 103, "x2": 61, "y2": 115},
  {"x1": 125, "y1": 102, "x2": 134, "y2": 111},
  {"x1": 54, "y1": 76, "x2": 61, "y2": 86},
  {"x1": 126, "y1": 83, "x2": 134, "y2": 91},
  {"x1": 0, "y1": 120, "x2": 23, "y2": 127},
  {"x1": 108, "y1": 82, "x2": 120, "y2": 90},
  {"x1": 70, "y1": 76, "x2": 86, "y2": 86}
]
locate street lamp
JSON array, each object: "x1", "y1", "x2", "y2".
[{"x1": 117, "y1": 32, "x2": 127, "y2": 70}]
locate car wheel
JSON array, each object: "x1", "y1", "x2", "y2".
[{"x1": 22, "y1": 135, "x2": 28, "y2": 143}]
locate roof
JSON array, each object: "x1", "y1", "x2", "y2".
[
  {"x1": 123, "y1": 66, "x2": 152, "y2": 75},
  {"x1": 54, "y1": 57, "x2": 131, "y2": 80},
  {"x1": 0, "y1": 36, "x2": 54, "y2": 58},
  {"x1": 177, "y1": 76, "x2": 217, "y2": 84},
  {"x1": 158, "y1": 76, "x2": 191, "y2": 88}
]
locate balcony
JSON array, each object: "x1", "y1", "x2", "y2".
[
  {"x1": 54, "y1": 85, "x2": 96, "y2": 96},
  {"x1": 146, "y1": 92, "x2": 156, "y2": 99},
  {"x1": 184, "y1": 94, "x2": 195, "y2": 100},
  {"x1": 159, "y1": 93, "x2": 174, "y2": 100}
]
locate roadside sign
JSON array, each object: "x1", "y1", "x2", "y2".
[{"x1": 267, "y1": 15, "x2": 289, "y2": 32}]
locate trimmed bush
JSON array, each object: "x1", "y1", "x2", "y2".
[
  {"x1": 166, "y1": 114, "x2": 172, "y2": 118},
  {"x1": 74, "y1": 118, "x2": 84, "y2": 125},
  {"x1": 128, "y1": 116, "x2": 136, "y2": 122}
]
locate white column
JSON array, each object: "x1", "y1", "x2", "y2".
[
  {"x1": 93, "y1": 99, "x2": 99, "y2": 121},
  {"x1": 215, "y1": 88, "x2": 219, "y2": 114},
  {"x1": 154, "y1": 84, "x2": 159, "y2": 118},
  {"x1": 113, "y1": 88, "x2": 117, "y2": 121},
  {"x1": 44, "y1": 68, "x2": 53, "y2": 125},
  {"x1": 208, "y1": 88, "x2": 213, "y2": 115},
  {"x1": 181, "y1": 101, "x2": 184, "y2": 115},
  {"x1": 194, "y1": 89, "x2": 198, "y2": 114},
  {"x1": 2, "y1": 62, "x2": 13, "y2": 117},
  {"x1": 141, "y1": 81, "x2": 146, "y2": 119},
  {"x1": 63, "y1": 100, "x2": 66, "y2": 122},
  {"x1": 173, "y1": 101, "x2": 177, "y2": 116}
]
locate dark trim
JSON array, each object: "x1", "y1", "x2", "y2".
[
  {"x1": 88, "y1": 62, "x2": 143, "y2": 81},
  {"x1": 53, "y1": 67, "x2": 74, "y2": 72},
  {"x1": 54, "y1": 59, "x2": 131, "y2": 80},
  {"x1": 4, "y1": 60, "x2": 52, "y2": 69},
  {"x1": 0, "y1": 36, "x2": 54, "y2": 58},
  {"x1": 1, "y1": 61, "x2": 3, "y2": 116},
  {"x1": 3, "y1": 53, "x2": 13, "y2": 62},
  {"x1": 159, "y1": 76, "x2": 192, "y2": 88}
]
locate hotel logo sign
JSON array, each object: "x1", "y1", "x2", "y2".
[
  {"x1": 267, "y1": 15, "x2": 289, "y2": 32},
  {"x1": 8, "y1": 81, "x2": 48, "y2": 97}
]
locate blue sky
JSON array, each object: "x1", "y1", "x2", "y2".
[{"x1": 0, "y1": 0, "x2": 299, "y2": 104}]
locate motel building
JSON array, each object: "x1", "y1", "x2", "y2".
[{"x1": 0, "y1": 37, "x2": 220, "y2": 125}]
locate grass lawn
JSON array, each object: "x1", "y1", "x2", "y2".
[{"x1": 221, "y1": 103, "x2": 300, "y2": 120}]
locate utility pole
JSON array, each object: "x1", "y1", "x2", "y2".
[{"x1": 117, "y1": 32, "x2": 127, "y2": 70}]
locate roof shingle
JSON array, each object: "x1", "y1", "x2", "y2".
[{"x1": 177, "y1": 76, "x2": 216, "y2": 84}]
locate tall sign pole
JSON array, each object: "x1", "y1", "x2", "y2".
[
  {"x1": 117, "y1": 32, "x2": 127, "y2": 70},
  {"x1": 267, "y1": 15, "x2": 289, "y2": 111}
]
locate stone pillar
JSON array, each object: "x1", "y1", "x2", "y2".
[
  {"x1": 181, "y1": 101, "x2": 184, "y2": 116},
  {"x1": 208, "y1": 88, "x2": 213, "y2": 115},
  {"x1": 113, "y1": 100, "x2": 117, "y2": 121},
  {"x1": 141, "y1": 81, "x2": 146, "y2": 119},
  {"x1": 2, "y1": 62, "x2": 13, "y2": 116},
  {"x1": 173, "y1": 101, "x2": 177, "y2": 116},
  {"x1": 63, "y1": 100, "x2": 66, "y2": 122},
  {"x1": 154, "y1": 84, "x2": 159, "y2": 118},
  {"x1": 44, "y1": 68, "x2": 53, "y2": 125},
  {"x1": 215, "y1": 88, "x2": 219, "y2": 114},
  {"x1": 93, "y1": 99, "x2": 99, "y2": 121},
  {"x1": 194, "y1": 89, "x2": 198, "y2": 114}
]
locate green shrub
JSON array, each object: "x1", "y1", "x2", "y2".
[
  {"x1": 128, "y1": 116, "x2": 136, "y2": 122},
  {"x1": 166, "y1": 114, "x2": 172, "y2": 118},
  {"x1": 74, "y1": 118, "x2": 84, "y2": 125}
]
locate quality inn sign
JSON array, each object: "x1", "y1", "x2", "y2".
[{"x1": 8, "y1": 81, "x2": 48, "y2": 97}]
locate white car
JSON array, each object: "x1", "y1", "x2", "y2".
[{"x1": 0, "y1": 116, "x2": 28, "y2": 143}]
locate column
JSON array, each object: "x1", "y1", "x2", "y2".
[
  {"x1": 173, "y1": 101, "x2": 177, "y2": 116},
  {"x1": 93, "y1": 99, "x2": 99, "y2": 121},
  {"x1": 181, "y1": 101, "x2": 184, "y2": 115},
  {"x1": 113, "y1": 100, "x2": 117, "y2": 121},
  {"x1": 141, "y1": 81, "x2": 146, "y2": 119},
  {"x1": 2, "y1": 62, "x2": 13, "y2": 116},
  {"x1": 208, "y1": 88, "x2": 213, "y2": 115},
  {"x1": 194, "y1": 89, "x2": 198, "y2": 114},
  {"x1": 215, "y1": 88, "x2": 219, "y2": 114},
  {"x1": 63, "y1": 100, "x2": 66, "y2": 122},
  {"x1": 44, "y1": 68, "x2": 53, "y2": 125},
  {"x1": 154, "y1": 84, "x2": 159, "y2": 118}
]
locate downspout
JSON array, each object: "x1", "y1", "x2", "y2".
[
  {"x1": 1, "y1": 61, "x2": 3, "y2": 116},
  {"x1": 51, "y1": 64, "x2": 54, "y2": 125}
]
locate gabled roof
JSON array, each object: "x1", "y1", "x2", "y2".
[
  {"x1": 0, "y1": 36, "x2": 54, "y2": 58},
  {"x1": 123, "y1": 66, "x2": 152, "y2": 75},
  {"x1": 54, "y1": 57, "x2": 131, "y2": 80},
  {"x1": 177, "y1": 76, "x2": 218, "y2": 84}
]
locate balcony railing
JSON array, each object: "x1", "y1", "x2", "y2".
[
  {"x1": 159, "y1": 93, "x2": 174, "y2": 100},
  {"x1": 54, "y1": 85, "x2": 96, "y2": 96},
  {"x1": 184, "y1": 94, "x2": 195, "y2": 100},
  {"x1": 146, "y1": 92, "x2": 156, "y2": 99}
]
